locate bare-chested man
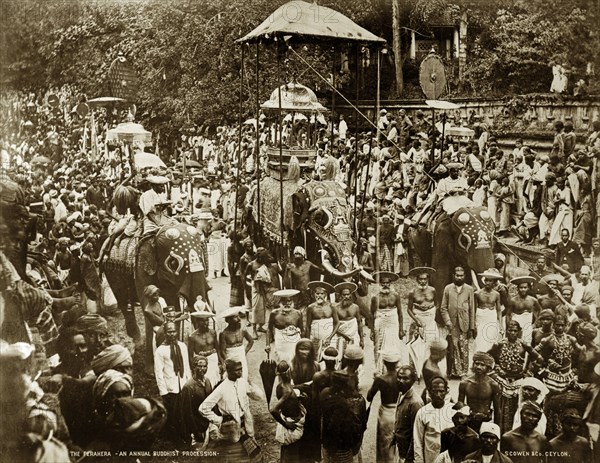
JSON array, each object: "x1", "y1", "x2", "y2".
[
  {"x1": 407, "y1": 267, "x2": 439, "y2": 343},
  {"x1": 474, "y1": 268, "x2": 503, "y2": 352},
  {"x1": 458, "y1": 351, "x2": 501, "y2": 432},
  {"x1": 284, "y1": 246, "x2": 322, "y2": 309},
  {"x1": 507, "y1": 276, "x2": 541, "y2": 345},
  {"x1": 371, "y1": 271, "x2": 404, "y2": 374},
  {"x1": 306, "y1": 281, "x2": 338, "y2": 359},
  {"x1": 536, "y1": 274, "x2": 563, "y2": 311},
  {"x1": 218, "y1": 307, "x2": 254, "y2": 380},
  {"x1": 188, "y1": 311, "x2": 222, "y2": 387},
  {"x1": 367, "y1": 351, "x2": 401, "y2": 463},
  {"x1": 266, "y1": 289, "x2": 303, "y2": 364},
  {"x1": 333, "y1": 282, "x2": 364, "y2": 363},
  {"x1": 501, "y1": 401, "x2": 550, "y2": 463}
]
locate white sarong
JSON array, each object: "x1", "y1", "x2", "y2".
[
  {"x1": 374, "y1": 308, "x2": 400, "y2": 374},
  {"x1": 333, "y1": 318, "x2": 360, "y2": 363},
  {"x1": 511, "y1": 312, "x2": 534, "y2": 345},
  {"x1": 377, "y1": 404, "x2": 398, "y2": 463},
  {"x1": 413, "y1": 306, "x2": 440, "y2": 343},
  {"x1": 205, "y1": 351, "x2": 221, "y2": 387},
  {"x1": 476, "y1": 308, "x2": 501, "y2": 352},
  {"x1": 310, "y1": 317, "x2": 334, "y2": 360},
  {"x1": 274, "y1": 325, "x2": 302, "y2": 364},
  {"x1": 225, "y1": 345, "x2": 248, "y2": 380}
]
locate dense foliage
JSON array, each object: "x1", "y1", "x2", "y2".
[{"x1": 1, "y1": 0, "x2": 597, "y2": 138}]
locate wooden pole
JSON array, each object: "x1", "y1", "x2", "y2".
[
  {"x1": 234, "y1": 44, "x2": 245, "y2": 235},
  {"x1": 255, "y1": 43, "x2": 261, "y2": 243},
  {"x1": 277, "y1": 41, "x2": 285, "y2": 253},
  {"x1": 392, "y1": 0, "x2": 404, "y2": 96},
  {"x1": 331, "y1": 47, "x2": 336, "y2": 145},
  {"x1": 353, "y1": 44, "x2": 360, "y2": 237}
]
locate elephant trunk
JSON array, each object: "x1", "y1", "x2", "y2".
[
  {"x1": 360, "y1": 268, "x2": 375, "y2": 284},
  {"x1": 467, "y1": 248, "x2": 494, "y2": 287}
]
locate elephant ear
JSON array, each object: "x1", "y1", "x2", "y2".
[
  {"x1": 291, "y1": 190, "x2": 309, "y2": 231},
  {"x1": 137, "y1": 238, "x2": 157, "y2": 276}
]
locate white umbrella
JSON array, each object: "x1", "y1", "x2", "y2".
[
  {"x1": 425, "y1": 100, "x2": 460, "y2": 110},
  {"x1": 446, "y1": 126, "x2": 475, "y2": 138},
  {"x1": 293, "y1": 113, "x2": 308, "y2": 121},
  {"x1": 243, "y1": 118, "x2": 257, "y2": 127},
  {"x1": 107, "y1": 112, "x2": 152, "y2": 145},
  {"x1": 134, "y1": 152, "x2": 166, "y2": 169},
  {"x1": 87, "y1": 96, "x2": 127, "y2": 107}
]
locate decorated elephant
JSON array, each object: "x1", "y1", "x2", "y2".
[
  {"x1": 102, "y1": 221, "x2": 210, "y2": 367},
  {"x1": 247, "y1": 174, "x2": 373, "y2": 317},
  {"x1": 408, "y1": 206, "x2": 496, "y2": 303}
]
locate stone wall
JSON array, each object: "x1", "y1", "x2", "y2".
[{"x1": 337, "y1": 95, "x2": 600, "y2": 154}]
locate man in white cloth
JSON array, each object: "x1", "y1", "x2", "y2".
[
  {"x1": 371, "y1": 271, "x2": 405, "y2": 374},
  {"x1": 199, "y1": 359, "x2": 261, "y2": 447},
  {"x1": 506, "y1": 275, "x2": 541, "y2": 345},
  {"x1": 435, "y1": 163, "x2": 473, "y2": 215},
  {"x1": 218, "y1": 307, "x2": 254, "y2": 380},
  {"x1": 139, "y1": 175, "x2": 172, "y2": 235},
  {"x1": 332, "y1": 282, "x2": 364, "y2": 365},
  {"x1": 266, "y1": 289, "x2": 303, "y2": 364},
  {"x1": 512, "y1": 377, "x2": 549, "y2": 436},
  {"x1": 306, "y1": 281, "x2": 338, "y2": 360}
]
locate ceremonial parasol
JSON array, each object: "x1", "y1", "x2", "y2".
[
  {"x1": 87, "y1": 96, "x2": 127, "y2": 107},
  {"x1": 260, "y1": 352, "x2": 277, "y2": 404},
  {"x1": 134, "y1": 151, "x2": 166, "y2": 169},
  {"x1": 243, "y1": 118, "x2": 257, "y2": 128},
  {"x1": 107, "y1": 112, "x2": 152, "y2": 145},
  {"x1": 30, "y1": 155, "x2": 51, "y2": 165},
  {"x1": 175, "y1": 160, "x2": 201, "y2": 169}
]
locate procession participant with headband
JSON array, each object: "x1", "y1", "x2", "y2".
[
  {"x1": 488, "y1": 320, "x2": 543, "y2": 433},
  {"x1": 284, "y1": 246, "x2": 323, "y2": 309},
  {"x1": 218, "y1": 307, "x2": 254, "y2": 380},
  {"x1": 266, "y1": 289, "x2": 303, "y2": 365},
  {"x1": 474, "y1": 268, "x2": 503, "y2": 352},
  {"x1": 188, "y1": 311, "x2": 222, "y2": 387},
  {"x1": 512, "y1": 377, "x2": 549, "y2": 436},
  {"x1": 536, "y1": 274, "x2": 564, "y2": 311},
  {"x1": 306, "y1": 281, "x2": 338, "y2": 360},
  {"x1": 438, "y1": 403, "x2": 481, "y2": 463},
  {"x1": 500, "y1": 401, "x2": 549, "y2": 463},
  {"x1": 507, "y1": 275, "x2": 541, "y2": 345},
  {"x1": 371, "y1": 271, "x2": 404, "y2": 374},
  {"x1": 139, "y1": 175, "x2": 172, "y2": 235},
  {"x1": 532, "y1": 309, "x2": 554, "y2": 347},
  {"x1": 458, "y1": 351, "x2": 501, "y2": 432},
  {"x1": 332, "y1": 282, "x2": 364, "y2": 363}
]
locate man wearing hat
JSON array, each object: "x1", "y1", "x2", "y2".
[
  {"x1": 438, "y1": 403, "x2": 481, "y2": 463},
  {"x1": 187, "y1": 311, "x2": 221, "y2": 387},
  {"x1": 372, "y1": 271, "x2": 404, "y2": 374},
  {"x1": 475, "y1": 269, "x2": 503, "y2": 352},
  {"x1": 536, "y1": 274, "x2": 564, "y2": 311},
  {"x1": 306, "y1": 281, "x2": 338, "y2": 359},
  {"x1": 458, "y1": 352, "x2": 501, "y2": 433},
  {"x1": 507, "y1": 276, "x2": 540, "y2": 345},
  {"x1": 548, "y1": 408, "x2": 590, "y2": 462},
  {"x1": 367, "y1": 350, "x2": 401, "y2": 463},
  {"x1": 500, "y1": 401, "x2": 549, "y2": 463},
  {"x1": 139, "y1": 175, "x2": 172, "y2": 235},
  {"x1": 464, "y1": 422, "x2": 513, "y2": 463},
  {"x1": 332, "y1": 282, "x2": 364, "y2": 361},
  {"x1": 266, "y1": 289, "x2": 303, "y2": 364},
  {"x1": 219, "y1": 307, "x2": 254, "y2": 380}
]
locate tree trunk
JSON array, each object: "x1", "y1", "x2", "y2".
[{"x1": 392, "y1": 0, "x2": 403, "y2": 96}]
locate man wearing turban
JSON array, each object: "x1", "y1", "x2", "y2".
[
  {"x1": 458, "y1": 352, "x2": 501, "y2": 433},
  {"x1": 74, "y1": 314, "x2": 112, "y2": 358},
  {"x1": 93, "y1": 369, "x2": 134, "y2": 426},
  {"x1": 91, "y1": 344, "x2": 133, "y2": 376}
]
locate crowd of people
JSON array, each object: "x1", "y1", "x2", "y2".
[{"x1": 1, "y1": 84, "x2": 600, "y2": 463}]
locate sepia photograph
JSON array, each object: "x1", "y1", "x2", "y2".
[{"x1": 0, "y1": 0, "x2": 599, "y2": 462}]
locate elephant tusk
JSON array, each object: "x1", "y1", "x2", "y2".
[
  {"x1": 321, "y1": 256, "x2": 361, "y2": 280},
  {"x1": 471, "y1": 269, "x2": 481, "y2": 290},
  {"x1": 360, "y1": 269, "x2": 376, "y2": 283}
]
